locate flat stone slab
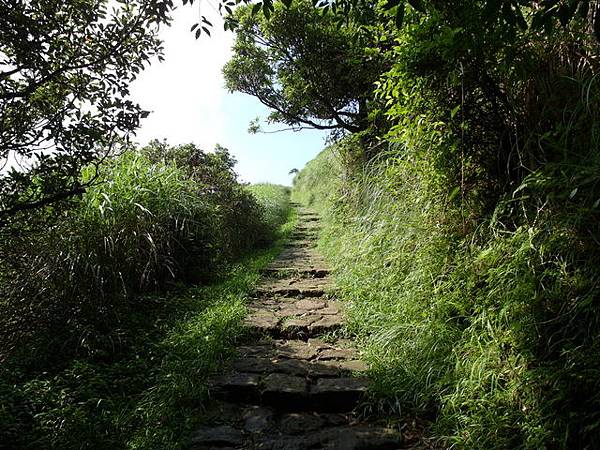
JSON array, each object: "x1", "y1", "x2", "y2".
[
  {"x1": 262, "y1": 373, "x2": 308, "y2": 407},
  {"x1": 211, "y1": 372, "x2": 261, "y2": 401},
  {"x1": 279, "y1": 413, "x2": 325, "y2": 435},
  {"x1": 256, "y1": 276, "x2": 332, "y2": 297},
  {"x1": 275, "y1": 339, "x2": 330, "y2": 359},
  {"x1": 284, "y1": 240, "x2": 316, "y2": 248},
  {"x1": 319, "y1": 304, "x2": 341, "y2": 315},
  {"x1": 189, "y1": 425, "x2": 244, "y2": 448},
  {"x1": 267, "y1": 247, "x2": 326, "y2": 272},
  {"x1": 317, "y1": 347, "x2": 358, "y2": 360},
  {"x1": 262, "y1": 267, "x2": 329, "y2": 278},
  {"x1": 238, "y1": 339, "x2": 358, "y2": 362},
  {"x1": 311, "y1": 377, "x2": 369, "y2": 394},
  {"x1": 282, "y1": 315, "x2": 321, "y2": 333},
  {"x1": 309, "y1": 377, "x2": 369, "y2": 411},
  {"x1": 245, "y1": 297, "x2": 344, "y2": 338},
  {"x1": 307, "y1": 314, "x2": 344, "y2": 334},
  {"x1": 256, "y1": 426, "x2": 403, "y2": 450},
  {"x1": 243, "y1": 406, "x2": 274, "y2": 433},
  {"x1": 231, "y1": 356, "x2": 355, "y2": 378},
  {"x1": 295, "y1": 298, "x2": 328, "y2": 310},
  {"x1": 323, "y1": 359, "x2": 368, "y2": 373},
  {"x1": 244, "y1": 310, "x2": 280, "y2": 333}
]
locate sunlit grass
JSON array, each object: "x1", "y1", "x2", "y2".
[
  {"x1": 0, "y1": 180, "x2": 296, "y2": 450},
  {"x1": 293, "y1": 143, "x2": 600, "y2": 449}
]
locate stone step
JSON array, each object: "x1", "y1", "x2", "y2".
[
  {"x1": 261, "y1": 267, "x2": 329, "y2": 278},
  {"x1": 299, "y1": 216, "x2": 320, "y2": 222},
  {"x1": 255, "y1": 276, "x2": 332, "y2": 297},
  {"x1": 211, "y1": 372, "x2": 369, "y2": 412},
  {"x1": 191, "y1": 403, "x2": 403, "y2": 450},
  {"x1": 231, "y1": 356, "x2": 367, "y2": 378},
  {"x1": 288, "y1": 232, "x2": 318, "y2": 240},
  {"x1": 290, "y1": 228, "x2": 318, "y2": 234},
  {"x1": 295, "y1": 225, "x2": 321, "y2": 232},
  {"x1": 189, "y1": 207, "x2": 411, "y2": 450},
  {"x1": 274, "y1": 247, "x2": 324, "y2": 259},
  {"x1": 244, "y1": 299, "x2": 344, "y2": 339},
  {"x1": 267, "y1": 259, "x2": 326, "y2": 272},
  {"x1": 238, "y1": 338, "x2": 359, "y2": 362},
  {"x1": 309, "y1": 377, "x2": 369, "y2": 412},
  {"x1": 254, "y1": 425, "x2": 402, "y2": 450},
  {"x1": 283, "y1": 240, "x2": 316, "y2": 248},
  {"x1": 244, "y1": 311, "x2": 344, "y2": 339},
  {"x1": 262, "y1": 267, "x2": 329, "y2": 279}
]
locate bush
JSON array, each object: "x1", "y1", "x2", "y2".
[
  {"x1": 247, "y1": 183, "x2": 291, "y2": 231},
  {"x1": 0, "y1": 146, "x2": 281, "y2": 368},
  {"x1": 293, "y1": 140, "x2": 600, "y2": 449}
]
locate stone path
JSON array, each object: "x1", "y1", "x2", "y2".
[{"x1": 189, "y1": 204, "x2": 404, "y2": 449}]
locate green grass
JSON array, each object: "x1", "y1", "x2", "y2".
[
  {"x1": 248, "y1": 183, "x2": 292, "y2": 228},
  {"x1": 0, "y1": 178, "x2": 296, "y2": 450},
  {"x1": 292, "y1": 144, "x2": 600, "y2": 449}
]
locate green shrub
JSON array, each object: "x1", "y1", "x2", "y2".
[
  {"x1": 293, "y1": 140, "x2": 600, "y2": 449},
  {"x1": 0, "y1": 147, "x2": 282, "y2": 367},
  {"x1": 141, "y1": 141, "x2": 274, "y2": 260},
  {"x1": 247, "y1": 183, "x2": 292, "y2": 231}
]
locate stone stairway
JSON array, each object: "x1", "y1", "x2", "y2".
[{"x1": 189, "y1": 204, "x2": 404, "y2": 450}]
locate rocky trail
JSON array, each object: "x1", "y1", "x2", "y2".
[{"x1": 189, "y1": 205, "x2": 406, "y2": 449}]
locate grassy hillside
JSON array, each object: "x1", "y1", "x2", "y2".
[
  {"x1": 0, "y1": 145, "x2": 295, "y2": 450},
  {"x1": 292, "y1": 142, "x2": 600, "y2": 449}
]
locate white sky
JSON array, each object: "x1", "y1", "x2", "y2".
[{"x1": 130, "y1": 5, "x2": 327, "y2": 185}]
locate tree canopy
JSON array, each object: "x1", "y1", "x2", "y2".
[
  {"x1": 0, "y1": 0, "x2": 173, "y2": 219},
  {"x1": 222, "y1": 0, "x2": 385, "y2": 135}
]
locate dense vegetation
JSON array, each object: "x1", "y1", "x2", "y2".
[
  {"x1": 0, "y1": 141, "x2": 293, "y2": 449},
  {"x1": 0, "y1": 0, "x2": 173, "y2": 217},
  {"x1": 0, "y1": 2, "x2": 300, "y2": 448},
  {"x1": 281, "y1": 1, "x2": 600, "y2": 448},
  {"x1": 2, "y1": 0, "x2": 600, "y2": 448}
]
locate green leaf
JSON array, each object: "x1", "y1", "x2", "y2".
[
  {"x1": 395, "y1": 2, "x2": 405, "y2": 27},
  {"x1": 251, "y1": 2, "x2": 262, "y2": 16},
  {"x1": 569, "y1": 187, "x2": 578, "y2": 199},
  {"x1": 450, "y1": 104, "x2": 461, "y2": 119},
  {"x1": 281, "y1": 0, "x2": 292, "y2": 7},
  {"x1": 448, "y1": 186, "x2": 461, "y2": 202},
  {"x1": 383, "y1": 0, "x2": 401, "y2": 11}
]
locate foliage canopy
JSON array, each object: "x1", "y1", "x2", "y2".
[
  {"x1": 0, "y1": 0, "x2": 173, "y2": 219},
  {"x1": 223, "y1": 0, "x2": 385, "y2": 135}
]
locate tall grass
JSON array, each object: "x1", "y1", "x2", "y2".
[
  {"x1": 247, "y1": 183, "x2": 291, "y2": 229},
  {"x1": 0, "y1": 158, "x2": 295, "y2": 449},
  {"x1": 0, "y1": 149, "x2": 289, "y2": 366},
  {"x1": 292, "y1": 140, "x2": 600, "y2": 449}
]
